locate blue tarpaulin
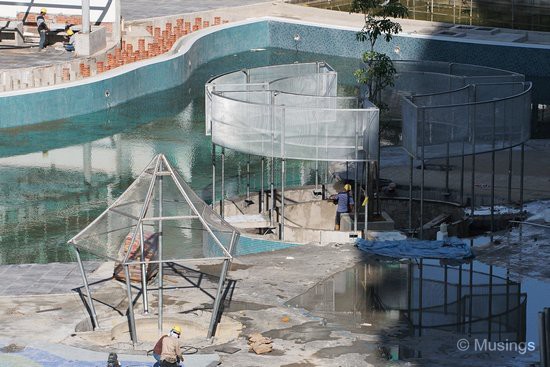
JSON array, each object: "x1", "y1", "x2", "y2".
[{"x1": 356, "y1": 238, "x2": 473, "y2": 260}]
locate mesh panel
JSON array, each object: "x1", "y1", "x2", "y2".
[
  {"x1": 206, "y1": 62, "x2": 377, "y2": 162},
  {"x1": 402, "y1": 81, "x2": 531, "y2": 159},
  {"x1": 69, "y1": 155, "x2": 238, "y2": 263}
]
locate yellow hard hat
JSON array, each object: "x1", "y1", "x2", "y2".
[
  {"x1": 40, "y1": 8, "x2": 47, "y2": 14},
  {"x1": 344, "y1": 184, "x2": 352, "y2": 191},
  {"x1": 171, "y1": 325, "x2": 181, "y2": 335},
  {"x1": 66, "y1": 29, "x2": 74, "y2": 36}
]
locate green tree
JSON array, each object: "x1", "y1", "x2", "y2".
[{"x1": 351, "y1": 0, "x2": 408, "y2": 109}]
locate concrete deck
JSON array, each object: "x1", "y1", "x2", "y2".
[{"x1": 0, "y1": 1, "x2": 549, "y2": 366}]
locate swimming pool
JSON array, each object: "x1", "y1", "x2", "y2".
[{"x1": 0, "y1": 48, "x2": 363, "y2": 264}]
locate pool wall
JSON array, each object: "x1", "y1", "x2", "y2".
[{"x1": 2, "y1": 16, "x2": 550, "y2": 129}]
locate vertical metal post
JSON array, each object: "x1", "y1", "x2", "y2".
[
  {"x1": 246, "y1": 155, "x2": 251, "y2": 200},
  {"x1": 508, "y1": 147, "x2": 513, "y2": 204},
  {"x1": 471, "y1": 129, "x2": 476, "y2": 219},
  {"x1": 460, "y1": 140, "x2": 465, "y2": 205},
  {"x1": 74, "y1": 247, "x2": 99, "y2": 329},
  {"x1": 544, "y1": 308, "x2": 550, "y2": 367},
  {"x1": 124, "y1": 264, "x2": 138, "y2": 345},
  {"x1": 315, "y1": 160, "x2": 319, "y2": 191},
  {"x1": 539, "y1": 311, "x2": 548, "y2": 367},
  {"x1": 420, "y1": 109, "x2": 425, "y2": 240},
  {"x1": 212, "y1": 143, "x2": 216, "y2": 208},
  {"x1": 207, "y1": 232, "x2": 238, "y2": 338},
  {"x1": 418, "y1": 259, "x2": 423, "y2": 336},
  {"x1": 354, "y1": 116, "x2": 359, "y2": 232},
  {"x1": 269, "y1": 92, "x2": 276, "y2": 227},
  {"x1": 488, "y1": 265, "x2": 493, "y2": 341},
  {"x1": 280, "y1": 159, "x2": 286, "y2": 240},
  {"x1": 457, "y1": 264, "x2": 462, "y2": 332},
  {"x1": 407, "y1": 262, "x2": 412, "y2": 324},
  {"x1": 270, "y1": 157, "x2": 275, "y2": 226},
  {"x1": 445, "y1": 142, "x2": 450, "y2": 195},
  {"x1": 364, "y1": 161, "x2": 369, "y2": 235},
  {"x1": 280, "y1": 107, "x2": 286, "y2": 240},
  {"x1": 420, "y1": 161, "x2": 425, "y2": 239},
  {"x1": 260, "y1": 157, "x2": 264, "y2": 213},
  {"x1": 221, "y1": 147, "x2": 225, "y2": 218},
  {"x1": 520, "y1": 143, "x2": 525, "y2": 212},
  {"x1": 491, "y1": 103, "x2": 496, "y2": 234},
  {"x1": 468, "y1": 261, "x2": 473, "y2": 336},
  {"x1": 139, "y1": 223, "x2": 149, "y2": 314},
  {"x1": 409, "y1": 156, "x2": 413, "y2": 232},
  {"x1": 157, "y1": 166, "x2": 164, "y2": 335},
  {"x1": 444, "y1": 265, "x2": 448, "y2": 314}
]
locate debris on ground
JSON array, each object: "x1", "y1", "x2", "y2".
[{"x1": 248, "y1": 333, "x2": 273, "y2": 354}]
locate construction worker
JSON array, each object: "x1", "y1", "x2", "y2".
[
  {"x1": 64, "y1": 28, "x2": 76, "y2": 51},
  {"x1": 37, "y1": 8, "x2": 49, "y2": 50},
  {"x1": 330, "y1": 183, "x2": 354, "y2": 231},
  {"x1": 159, "y1": 325, "x2": 184, "y2": 367}
]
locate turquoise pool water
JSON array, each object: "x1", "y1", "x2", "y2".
[{"x1": 0, "y1": 48, "x2": 363, "y2": 265}]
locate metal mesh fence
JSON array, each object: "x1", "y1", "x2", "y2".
[
  {"x1": 399, "y1": 63, "x2": 531, "y2": 160},
  {"x1": 69, "y1": 155, "x2": 238, "y2": 263},
  {"x1": 206, "y1": 62, "x2": 379, "y2": 162}
]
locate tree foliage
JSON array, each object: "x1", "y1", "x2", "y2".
[{"x1": 350, "y1": 0, "x2": 408, "y2": 108}]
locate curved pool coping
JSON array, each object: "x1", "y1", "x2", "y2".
[{"x1": 2, "y1": 15, "x2": 550, "y2": 129}]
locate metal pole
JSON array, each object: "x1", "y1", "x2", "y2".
[
  {"x1": 221, "y1": 147, "x2": 225, "y2": 218},
  {"x1": 418, "y1": 259, "x2": 423, "y2": 336},
  {"x1": 246, "y1": 155, "x2": 251, "y2": 201},
  {"x1": 469, "y1": 261, "x2": 473, "y2": 336},
  {"x1": 74, "y1": 247, "x2": 99, "y2": 329},
  {"x1": 520, "y1": 143, "x2": 525, "y2": 211},
  {"x1": 409, "y1": 156, "x2": 413, "y2": 232},
  {"x1": 420, "y1": 109, "x2": 425, "y2": 239},
  {"x1": 457, "y1": 264, "x2": 462, "y2": 333},
  {"x1": 139, "y1": 223, "x2": 149, "y2": 314},
  {"x1": 270, "y1": 157, "x2": 275, "y2": 226},
  {"x1": 508, "y1": 147, "x2": 513, "y2": 204},
  {"x1": 158, "y1": 167, "x2": 164, "y2": 335},
  {"x1": 545, "y1": 308, "x2": 550, "y2": 367},
  {"x1": 471, "y1": 126, "x2": 476, "y2": 220},
  {"x1": 280, "y1": 159, "x2": 286, "y2": 240},
  {"x1": 207, "y1": 232, "x2": 238, "y2": 338},
  {"x1": 212, "y1": 143, "x2": 216, "y2": 209},
  {"x1": 460, "y1": 139, "x2": 465, "y2": 205},
  {"x1": 491, "y1": 103, "x2": 496, "y2": 234},
  {"x1": 82, "y1": 0, "x2": 90, "y2": 34},
  {"x1": 364, "y1": 161, "x2": 369, "y2": 235},
  {"x1": 260, "y1": 157, "x2": 264, "y2": 213},
  {"x1": 280, "y1": 107, "x2": 286, "y2": 240},
  {"x1": 539, "y1": 311, "x2": 548, "y2": 367},
  {"x1": 488, "y1": 265, "x2": 493, "y2": 341},
  {"x1": 443, "y1": 265, "x2": 449, "y2": 315},
  {"x1": 445, "y1": 142, "x2": 450, "y2": 195},
  {"x1": 124, "y1": 264, "x2": 138, "y2": 345},
  {"x1": 354, "y1": 116, "x2": 359, "y2": 232}
]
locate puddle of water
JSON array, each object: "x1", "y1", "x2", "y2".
[{"x1": 287, "y1": 258, "x2": 550, "y2": 362}]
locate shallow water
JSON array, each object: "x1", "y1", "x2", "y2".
[
  {"x1": 0, "y1": 48, "x2": 368, "y2": 265},
  {"x1": 286, "y1": 257, "x2": 549, "y2": 363}
]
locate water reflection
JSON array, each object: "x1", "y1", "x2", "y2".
[
  {"x1": 287, "y1": 258, "x2": 538, "y2": 361},
  {"x1": 0, "y1": 48, "x2": 365, "y2": 265}
]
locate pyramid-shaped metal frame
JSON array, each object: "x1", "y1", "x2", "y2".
[{"x1": 68, "y1": 154, "x2": 240, "y2": 343}]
